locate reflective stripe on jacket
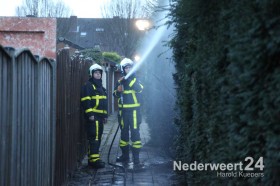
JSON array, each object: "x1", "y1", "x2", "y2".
[
  {"x1": 81, "y1": 81, "x2": 108, "y2": 118},
  {"x1": 113, "y1": 77, "x2": 143, "y2": 109}
]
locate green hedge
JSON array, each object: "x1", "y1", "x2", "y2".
[{"x1": 170, "y1": 0, "x2": 280, "y2": 185}]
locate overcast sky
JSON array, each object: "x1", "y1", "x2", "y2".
[{"x1": 0, "y1": 0, "x2": 108, "y2": 18}]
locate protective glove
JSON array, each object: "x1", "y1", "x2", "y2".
[
  {"x1": 117, "y1": 85, "x2": 123, "y2": 92},
  {"x1": 89, "y1": 116, "x2": 95, "y2": 121}
]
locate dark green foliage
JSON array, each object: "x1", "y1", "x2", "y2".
[
  {"x1": 80, "y1": 47, "x2": 103, "y2": 64},
  {"x1": 170, "y1": 0, "x2": 280, "y2": 185},
  {"x1": 80, "y1": 49, "x2": 121, "y2": 65},
  {"x1": 102, "y1": 52, "x2": 121, "y2": 63}
]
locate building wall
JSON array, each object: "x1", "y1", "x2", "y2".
[{"x1": 0, "y1": 17, "x2": 56, "y2": 59}]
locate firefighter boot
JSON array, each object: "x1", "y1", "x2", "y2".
[
  {"x1": 132, "y1": 148, "x2": 140, "y2": 165},
  {"x1": 88, "y1": 140, "x2": 104, "y2": 169},
  {"x1": 116, "y1": 146, "x2": 129, "y2": 163},
  {"x1": 88, "y1": 159, "x2": 105, "y2": 169}
]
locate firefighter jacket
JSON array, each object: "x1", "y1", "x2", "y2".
[
  {"x1": 113, "y1": 75, "x2": 144, "y2": 109},
  {"x1": 81, "y1": 78, "x2": 108, "y2": 118}
]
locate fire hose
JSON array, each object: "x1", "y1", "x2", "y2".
[{"x1": 107, "y1": 84, "x2": 126, "y2": 185}]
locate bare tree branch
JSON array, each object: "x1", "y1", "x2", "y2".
[
  {"x1": 16, "y1": 0, "x2": 72, "y2": 17},
  {"x1": 101, "y1": 0, "x2": 157, "y2": 19},
  {"x1": 99, "y1": 0, "x2": 158, "y2": 58}
]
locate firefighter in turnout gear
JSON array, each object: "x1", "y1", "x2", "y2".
[
  {"x1": 113, "y1": 58, "x2": 144, "y2": 165},
  {"x1": 81, "y1": 64, "x2": 108, "y2": 169}
]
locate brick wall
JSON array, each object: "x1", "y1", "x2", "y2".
[{"x1": 0, "y1": 17, "x2": 56, "y2": 59}]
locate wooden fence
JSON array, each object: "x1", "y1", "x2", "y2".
[
  {"x1": 54, "y1": 49, "x2": 90, "y2": 186},
  {"x1": 0, "y1": 46, "x2": 91, "y2": 186},
  {"x1": 0, "y1": 45, "x2": 56, "y2": 186}
]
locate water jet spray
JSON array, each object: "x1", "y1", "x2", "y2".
[{"x1": 124, "y1": 22, "x2": 167, "y2": 80}]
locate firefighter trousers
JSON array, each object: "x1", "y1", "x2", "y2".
[
  {"x1": 119, "y1": 109, "x2": 142, "y2": 156},
  {"x1": 87, "y1": 117, "x2": 104, "y2": 163}
]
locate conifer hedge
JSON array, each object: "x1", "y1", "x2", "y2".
[{"x1": 169, "y1": 0, "x2": 280, "y2": 185}]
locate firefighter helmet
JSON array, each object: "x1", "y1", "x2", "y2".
[
  {"x1": 120, "y1": 58, "x2": 134, "y2": 73},
  {"x1": 89, "y1": 64, "x2": 103, "y2": 77}
]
